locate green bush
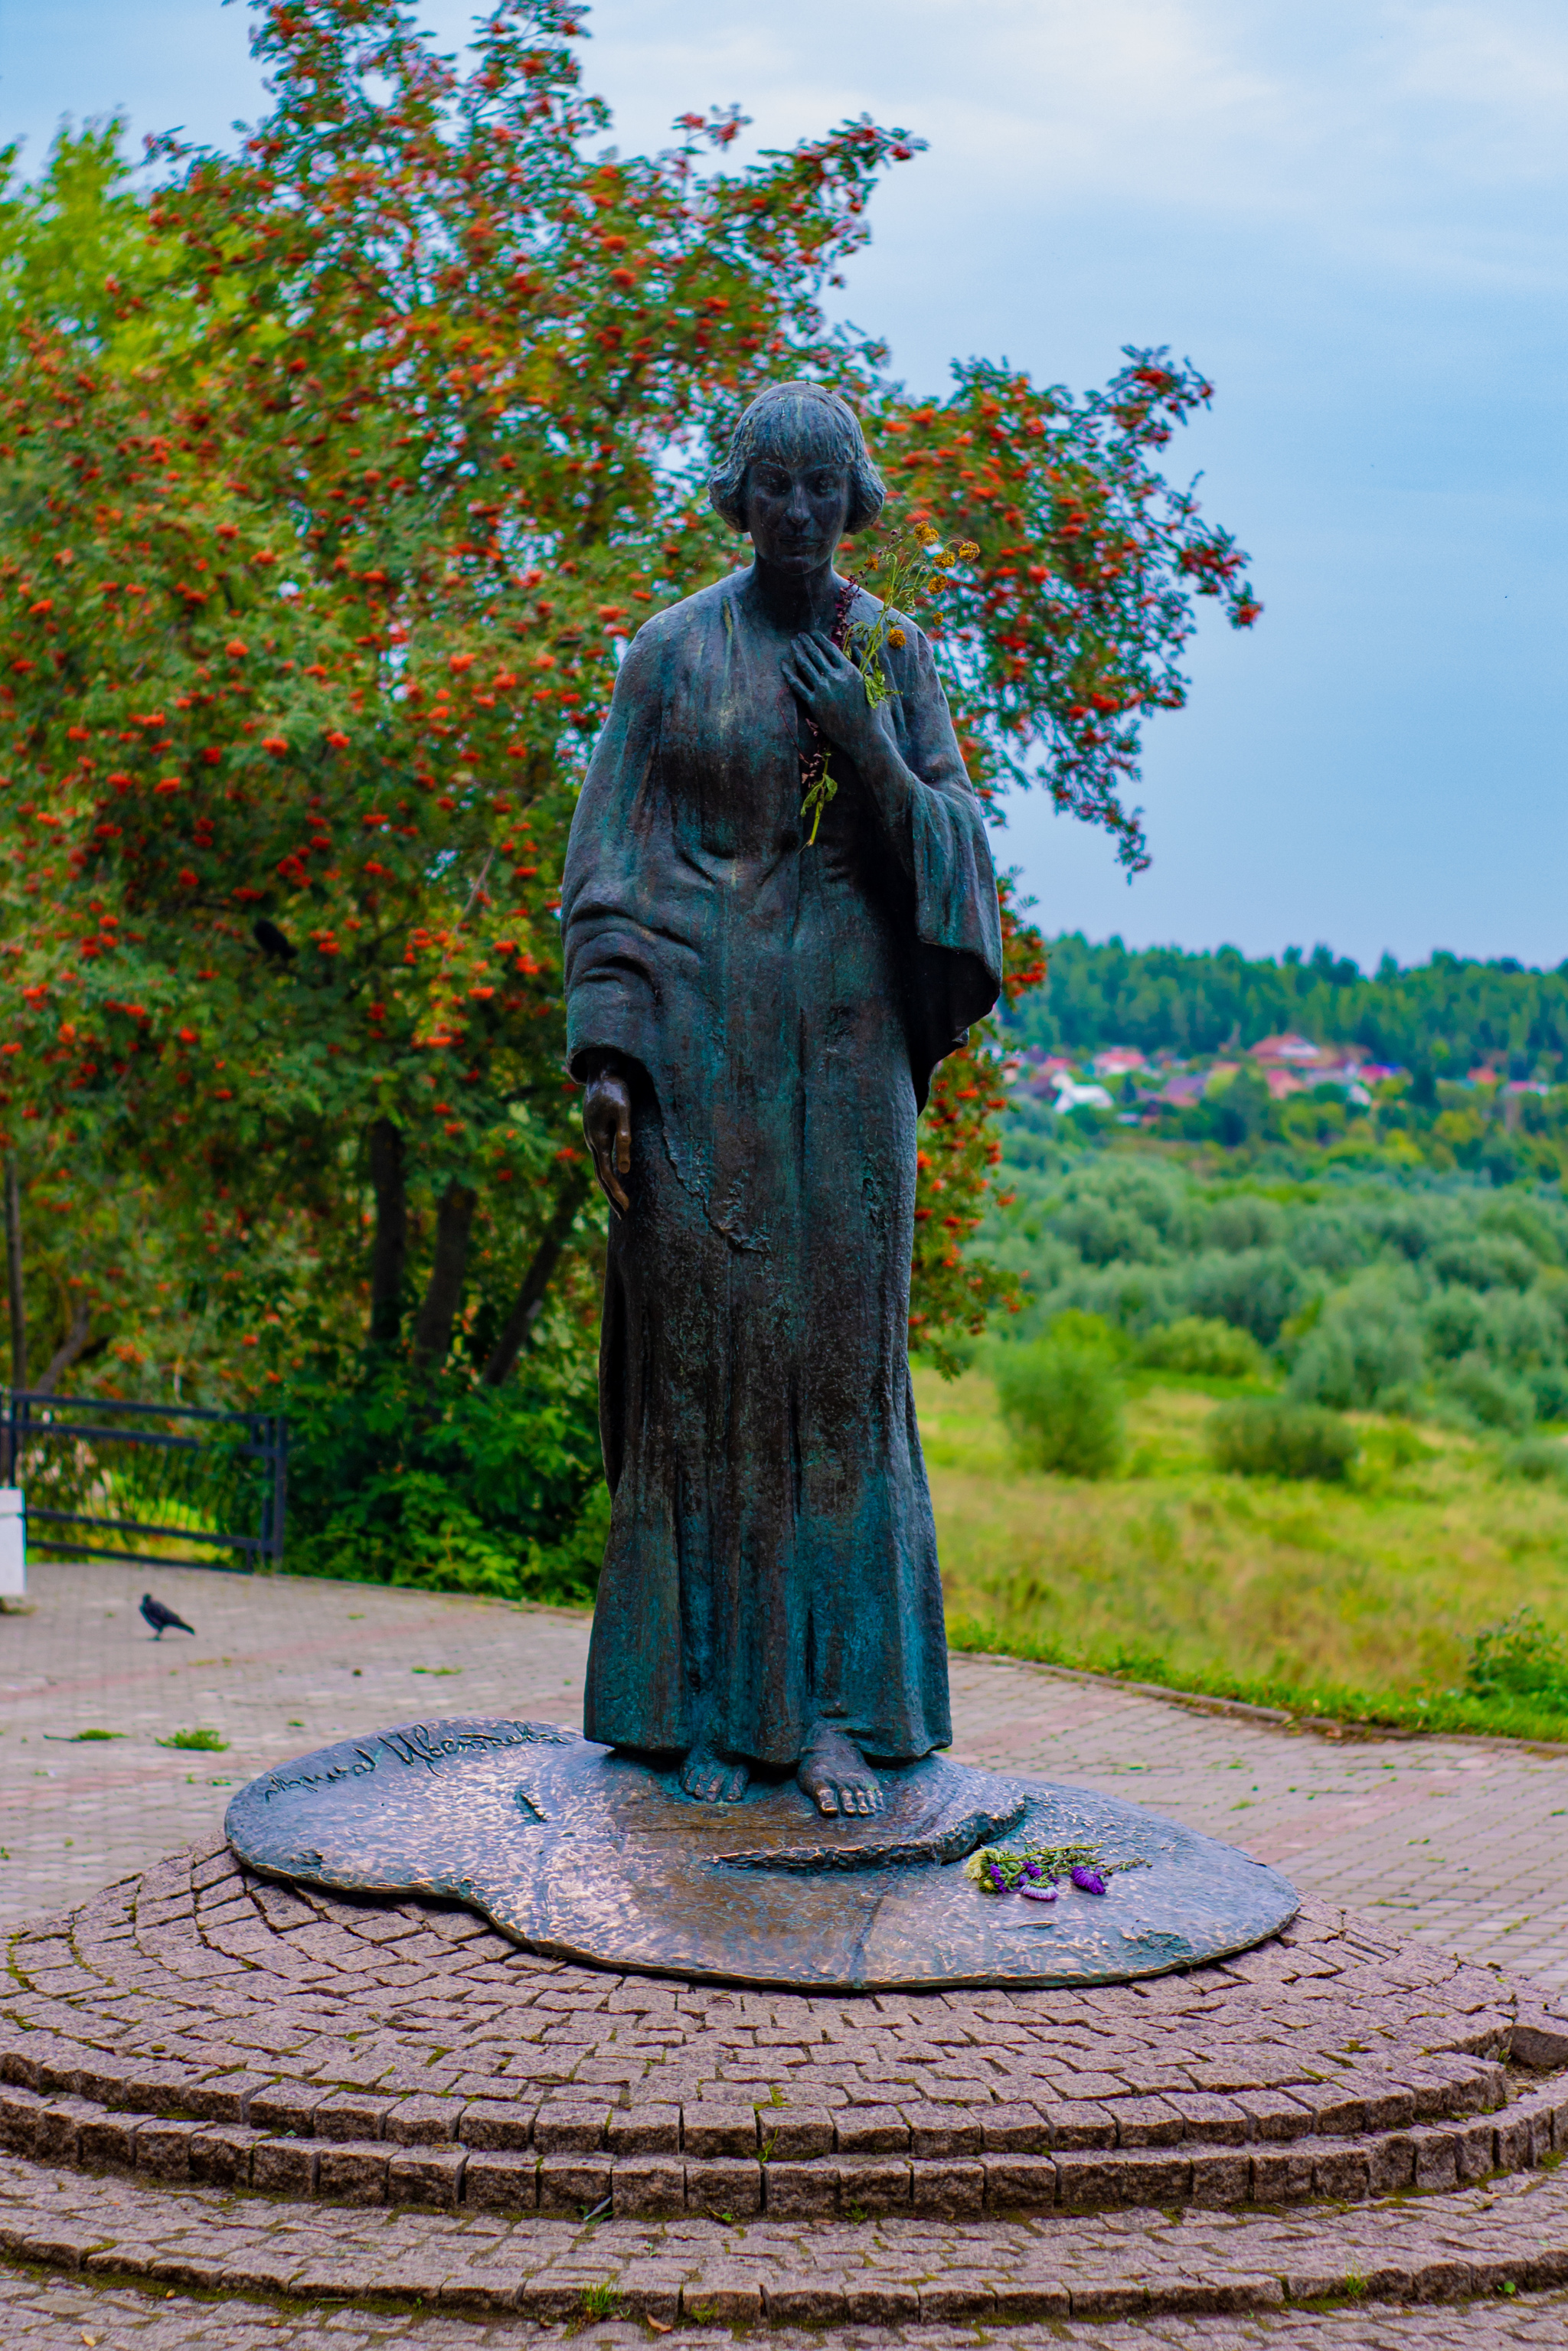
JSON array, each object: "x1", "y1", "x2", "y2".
[
  {"x1": 280, "y1": 1353, "x2": 606, "y2": 1603},
  {"x1": 1207, "y1": 1397, "x2": 1358, "y2": 1481},
  {"x1": 1430, "y1": 1235, "x2": 1538, "y2": 1292},
  {"x1": 1465, "y1": 1607, "x2": 1568, "y2": 1701},
  {"x1": 1183, "y1": 1246, "x2": 1309, "y2": 1347},
  {"x1": 993, "y1": 1341, "x2": 1125, "y2": 1478},
  {"x1": 1044, "y1": 1308, "x2": 1132, "y2": 1359},
  {"x1": 1135, "y1": 1315, "x2": 1267, "y2": 1380},
  {"x1": 1499, "y1": 1438, "x2": 1568, "y2": 1488},
  {"x1": 1436, "y1": 1353, "x2": 1534, "y2": 1434},
  {"x1": 1287, "y1": 1283, "x2": 1424, "y2": 1411}
]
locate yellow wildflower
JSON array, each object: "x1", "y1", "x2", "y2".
[
  {"x1": 887, "y1": 625, "x2": 906, "y2": 648},
  {"x1": 957, "y1": 540, "x2": 980, "y2": 562}
]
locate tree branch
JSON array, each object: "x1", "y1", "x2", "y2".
[
  {"x1": 410, "y1": 1180, "x2": 478, "y2": 1367},
  {"x1": 368, "y1": 1116, "x2": 407, "y2": 1347},
  {"x1": 34, "y1": 1302, "x2": 100, "y2": 1398},
  {"x1": 481, "y1": 1167, "x2": 590, "y2": 1387}
]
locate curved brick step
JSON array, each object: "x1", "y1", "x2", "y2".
[
  {"x1": 1, "y1": 2070, "x2": 1566, "y2": 2220},
  {"x1": 5, "y1": 2144, "x2": 1568, "y2": 2327},
  {"x1": 3, "y1": 1840, "x2": 1567, "y2": 2225}
]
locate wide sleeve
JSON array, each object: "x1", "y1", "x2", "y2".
[
  {"x1": 884, "y1": 620, "x2": 1004, "y2": 1103},
  {"x1": 560, "y1": 623, "x2": 675, "y2": 1087}
]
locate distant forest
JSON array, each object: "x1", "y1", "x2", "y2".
[{"x1": 1005, "y1": 937, "x2": 1568, "y2": 1078}]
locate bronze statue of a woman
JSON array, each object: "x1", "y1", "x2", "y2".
[{"x1": 561, "y1": 381, "x2": 1001, "y2": 1818}]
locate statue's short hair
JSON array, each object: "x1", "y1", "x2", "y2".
[{"x1": 709, "y1": 381, "x2": 885, "y2": 534}]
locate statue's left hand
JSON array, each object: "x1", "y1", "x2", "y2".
[
  {"x1": 583, "y1": 1066, "x2": 633, "y2": 1215},
  {"x1": 782, "y1": 629, "x2": 887, "y2": 760}
]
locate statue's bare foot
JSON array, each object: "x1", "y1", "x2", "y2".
[
  {"x1": 679, "y1": 1743, "x2": 749, "y2": 1804},
  {"x1": 798, "y1": 1722, "x2": 885, "y2": 1817}
]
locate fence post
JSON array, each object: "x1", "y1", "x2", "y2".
[{"x1": 270, "y1": 1416, "x2": 289, "y2": 1569}]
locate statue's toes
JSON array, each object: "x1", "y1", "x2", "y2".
[
  {"x1": 721, "y1": 1765, "x2": 749, "y2": 1803},
  {"x1": 813, "y1": 1782, "x2": 840, "y2": 1816}
]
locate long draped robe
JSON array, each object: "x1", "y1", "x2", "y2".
[{"x1": 561, "y1": 570, "x2": 1001, "y2": 1769}]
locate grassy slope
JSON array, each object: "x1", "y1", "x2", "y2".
[{"x1": 915, "y1": 1363, "x2": 1568, "y2": 1742}]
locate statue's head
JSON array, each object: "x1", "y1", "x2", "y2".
[{"x1": 709, "y1": 381, "x2": 885, "y2": 539}]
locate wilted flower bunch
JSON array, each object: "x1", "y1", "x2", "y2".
[
  {"x1": 964, "y1": 1840, "x2": 1135, "y2": 1902},
  {"x1": 799, "y1": 524, "x2": 980, "y2": 844}
]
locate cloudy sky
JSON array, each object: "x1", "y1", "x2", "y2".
[{"x1": 2, "y1": 0, "x2": 1564, "y2": 969}]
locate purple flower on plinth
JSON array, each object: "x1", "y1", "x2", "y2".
[
  {"x1": 989, "y1": 1861, "x2": 1007, "y2": 1892},
  {"x1": 1071, "y1": 1865, "x2": 1107, "y2": 1896},
  {"x1": 1023, "y1": 1860, "x2": 1041, "y2": 1879},
  {"x1": 1021, "y1": 1881, "x2": 1058, "y2": 1903}
]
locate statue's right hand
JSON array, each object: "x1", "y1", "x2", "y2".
[{"x1": 583, "y1": 1067, "x2": 633, "y2": 1215}]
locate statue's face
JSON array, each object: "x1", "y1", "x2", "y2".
[{"x1": 742, "y1": 433, "x2": 852, "y2": 573}]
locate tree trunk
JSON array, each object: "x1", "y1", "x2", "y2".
[
  {"x1": 5, "y1": 1155, "x2": 24, "y2": 1392},
  {"x1": 368, "y1": 1117, "x2": 407, "y2": 1346},
  {"x1": 410, "y1": 1180, "x2": 478, "y2": 1367},
  {"x1": 34, "y1": 1301, "x2": 99, "y2": 1397},
  {"x1": 481, "y1": 1169, "x2": 590, "y2": 1386}
]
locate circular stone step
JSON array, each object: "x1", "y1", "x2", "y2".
[
  {"x1": 222, "y1": 1720, "x2": 1300, "y2": 1990},
  {"x1": 2, "y1": 1839, "x2": 1565, "y2": 2238}
]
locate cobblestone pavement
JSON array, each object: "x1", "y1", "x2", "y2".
[
  {"x1": 6, "y1": 1562, "x2": 1568, "y2": 2345},
  {"x1": 6, "y1": 1839, "x2": 1550, "y2": 2215},
  {"x1": 5, "y1": 2140, "x2": 1568, "y2": 2339},
  {"x1": 3, "y1": 2266, "x2": 1568, "y2": 2346},
  {"x1": 5, "y1": 1564, "x2": 1568, "y2": 1995}
]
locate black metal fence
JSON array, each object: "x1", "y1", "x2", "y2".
[{"x1": 4, "y1": 1394, "x2": 287, "y2": 1571}]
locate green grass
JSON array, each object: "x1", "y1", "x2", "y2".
[
  {"x1": 916, "y1": 1364, "x2": 1568, "y2": 1744},
  {"x1": 156, "y1": 1727, "x2": 230, "y2": 1752}
]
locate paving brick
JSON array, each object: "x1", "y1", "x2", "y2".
[
  {"x1": 767, "y1": 2103, "x2": 835, "y2": 2159},
  {"x1": 602, "y1": 2100, "x2": 676, "y2": 2154},
  {"x1": 460, "y1": 2147, "x2": 535, "y2": 2212},
  {"x1": 531, "y1": 2099, "x2": 608, "y2": 2153},
  {"x1": 835, "y1": 2102, "x2": 908, "y2": 2153},
  {"x1": 132, "y1": 2118, "x2": 197, "y2": 2181},
  {"x1": 611, "y1": 2154, "x2": 684, "y2": 2216},
  {"x1": 684, "y1": 2154, "x2": 762, "y2": 2215},
  {"x1": 534, "y1": 2151, "x2": 611, "y2": 2214},
  {"x1": 385, "y1": 2091, "x2": 459, "y2": 2144},
  {"x1": 680, "y1": 2101, "x2": 756, "y2": 2156},
  {"x1": 911, "y1": 2155, "x2": 985, "y2": 2215},
  {"x1": 312, "y1": 2090, "x2": 397, "y2": 2140},
  {"x1": 387, "y1": 2144, "x2": 465, "y2": 2206},
  {"x1": 313, "y1": 2137, "x2": 387, "y2": 2202},
  {"x1": 251, "y1": 2134, "x2": 317, "y2": 2196},
  {"x1": 763, "y1": 2158, "x2": 838, "y2": 2216}
]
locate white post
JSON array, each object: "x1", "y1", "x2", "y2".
[{"x1": 0, "y1": 1488, "x2": 24, "y2": 1598}]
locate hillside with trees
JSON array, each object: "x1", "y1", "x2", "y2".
[{"x1": 1010, "y1": 934, "x2": 1568, "y2": 1078}]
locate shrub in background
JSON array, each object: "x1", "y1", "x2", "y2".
[
  {"x1": 1465, "y1": 1607, "x2": 1568, "y2": 1702},
  {"x1": 994, "y1": 1339, "x2": 1125, "y2": 1478},
  {"x1": 1203, "y1": 1195, "x2": 1284, "y2": 1254},
  {"x1": 1183, "y1": 1246, "x2": 1310, "y2": 1348},
  {"x1": 1287, "y1": 1280, "x2": 1425, "y2": 1412},
  {"x1": 282, "y1": 1353, "x2": 606, "y2": 1603},
  {"x1": 1430, "y1": 1235, "x2": 1538, "y2": 1292},
  {"x1": 1436, "y1": 1353, "x2": 1534, "y2": 1435},
  {"x1": 1136, "y1": 1315, "x2": 1268, "y2": 1380},
  {"x1": 1527, "y1": 1367, "x2": 1568, "y2": 1425},
  {"x1": 1043, "y1": 1308, "x2": 1133, "y2": 1360},
  {"x1": 1207, "y1": 1397, "x2": 1358, "y2": 1481},
  {"x1": 1500, "y1": 1439, "x2": 1568, "y2": 1490}
]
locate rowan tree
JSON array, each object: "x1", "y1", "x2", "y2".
[{"x1": 0, "y1": 0, "x2": 1258, "y2": 1556}]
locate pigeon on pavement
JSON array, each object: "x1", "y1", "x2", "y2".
[{"x1": 140, "y1": 1593, "x2": 194, "y2": 1640}]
